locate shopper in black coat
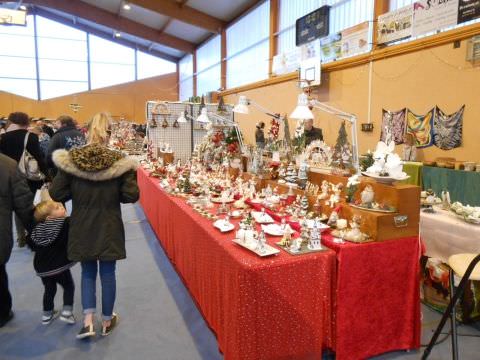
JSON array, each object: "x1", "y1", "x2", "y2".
[
  {"x1": 0, "y1": 153, "x2": 34, "y2": 327},
  {"x1": 49, "y1": 112, "x2": 139, "y2": 339},
  {"x1": 47, "y1": 115, "x2": 86, "y2": 172},
  {"x1": 0, "y1": 112, "x2": 48, "y2": 192},
  {"x1": 0, "y1": 112, "x2": 48, "y2": 247}
]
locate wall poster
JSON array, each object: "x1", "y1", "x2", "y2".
[
  {"x1": 412, "y1": 0, "x2": 459, "y2": 37},
  {"x1": 377, "y1": 5, "x2": 414, "y2": 44},
  {"x1": 458, "y1": 0, "x2": 480, "y2": 24},
  {"x1": 340, "y1": 21, "x2": 370, "y2": 56},
  {"x1": 320, "y1": 33, "x2": 342, "y2": 62}
]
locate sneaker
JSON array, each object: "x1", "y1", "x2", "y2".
[
  {"x1": 101, "y1": 313, "x2": 119, "y2": 336},
  {"x1": 0, "y1": 311, "x2": 14, "y2": 328},
  {"x1": 17, "y1": 236, "x2": 26, "y2": 248},
  {"x1": 42, "y1": 310, "x2": 59, "y2": 325},
  {"x1": 60, "y1": 311, "x2": 76, "y2": 324},
  {"x1": 76, "y1": 324, "x2": 95, "y2": 340}
]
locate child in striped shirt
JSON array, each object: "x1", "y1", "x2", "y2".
[{"x1": 27, "y1": 201, "x2": 76, "y2": 325}]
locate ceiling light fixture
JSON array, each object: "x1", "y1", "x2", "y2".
[
  {"x1": 19, "y1": 5, "x2": 27, "y2": 11},
  {"x1": 122, "y1": 2, "x2": 131, "y2": 10},
  {"x1": 114, "y1": 31, "x2": 121, "y2": 38}
]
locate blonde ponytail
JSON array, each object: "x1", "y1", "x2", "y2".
[{"x1": 87, "y1": 112, "x2": 111, "y2": 144}]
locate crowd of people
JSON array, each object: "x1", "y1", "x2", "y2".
[{"x1": 0, "y1": 111, "x2": 140, "y2": 340}]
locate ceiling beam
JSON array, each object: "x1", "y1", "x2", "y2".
[
  {"x1": 128, "y1": 0, "x2": 225, "y2": 33},
  {"x1": 25, "y1": 0, "x2": 195, "y2": 53},
  {"x1": 32, "y1": 7, "x2": 180, "y2": 63}
]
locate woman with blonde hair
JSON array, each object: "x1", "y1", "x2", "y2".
[{"x1": 49, "y1": 112, "x2": 139, "y2": 339}]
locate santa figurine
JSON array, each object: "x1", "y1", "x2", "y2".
[{"x1": 327, "y1": 205, "x2": 342, "y2": 227}]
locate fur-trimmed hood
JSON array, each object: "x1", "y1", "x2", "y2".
[{"x1": 52, "y1": 145, "x2": 139, "y2": 181}]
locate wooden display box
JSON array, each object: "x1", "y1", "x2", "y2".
[
  {"x1": 245, "y1": 171, "x2": 420, "y2": 242},
  {"x1": 159, "y1": 151, "x2": 174, "y2": 165}
]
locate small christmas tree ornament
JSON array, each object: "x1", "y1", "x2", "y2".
[
  {"x1": 217, "y1": 96, "x2": 227, "y2": 114},
  {"x1": 331, "y1": 121, "x2": 353, "y2": 172},
  {"x1": 284, "y1": 162, "x2": 298, "y2": 185},
  {"x1": 182, "y1": 174, "x2": 192, "y2": 194}
]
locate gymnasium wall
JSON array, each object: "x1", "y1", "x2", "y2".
[
  {"x1": 0, "y1": 72, "x2": 178, "y2": 124},
  {"x1": 225, "y1": 39, "x2": 479, "y2": 162}
]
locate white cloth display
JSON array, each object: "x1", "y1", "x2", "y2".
[{"x1": 421, "y1": 208, "x2": 480, "y2": 263}]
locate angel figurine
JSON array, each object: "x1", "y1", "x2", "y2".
[
  {"x1": 329, "y1": 183, "x2": 343, "y2": 208},
  {"x1": 318, "y1": 180, "x2": 329, "y2": 200}
]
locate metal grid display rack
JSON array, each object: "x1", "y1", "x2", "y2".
[{"x1": 145, "y1": 101, "x2": 234, "y2": 162}]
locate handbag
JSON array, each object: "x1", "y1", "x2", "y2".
[{"x1": 18, "y1": 132, "x2": 45, "y2": 181}]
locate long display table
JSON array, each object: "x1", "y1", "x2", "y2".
[
  {"x1": 421, "y1": 207, "x2": 480, "y2": 263},
  {"x1": 138, "y1": 168, "x2": 420, "y2": 359}
]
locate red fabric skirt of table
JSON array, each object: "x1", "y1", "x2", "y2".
[{"x1": 137, "y1": 168, "x2": 420, "y2": 360}]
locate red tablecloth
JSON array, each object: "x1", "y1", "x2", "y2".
[
  {"x1": 138, "y1": 168, "x2": 336, "y2": 360},
  {"x1": 138, "y1": 168, "x2": 421, "y2": 360},
  {"x1": 242, "y1": 198, "x2": 421, "y2": 359},
  {"x1": 322, "y1": 236, "x2": 421, "y2": 359}
]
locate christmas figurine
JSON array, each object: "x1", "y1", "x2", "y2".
[
  {"x1": 308, "y1": 220, "x2": 322, "y2": 250},
  {"x1": 327, "y1": 205, "x2": 341, "y2": 227},
  {"x1": 299, "y1": 195, "x2": 309, "y2": 217},
  {"x1": 300, "y1": 219, "x2": 310, "y2": 247},
  {"x1": 279, "y1": 223, "x2": 294, "y2": 248},
  {"x1": 297, "y1": 160, "x2": 309, "y2": 189},
  {"x1": 318, "y1": 180, "x2": 330, "y2": 200},
  {"x1": 256, "y1": 230, "x2": 267, "y2": 254}
]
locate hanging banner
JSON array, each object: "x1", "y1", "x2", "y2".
[
  {"x1": 433, "y1": 105, "x2": 464, "y2": 150},
  {"x1": 458, "y1": 0, "x2": 480, "y2": 24},
  {"x1": 412, "y1": 0, "x2": 459, "y2": 37},
  {"x1": 406, "y1": 108, "x2": 435, "y2": 148},
  {"x1": 320, "y1": 33, "x2": 342, "y2": 62},
  {"x1": 340, "y1": 21, "x2": 370, "y2": 56},
  {"x1": 380, "y1": 108, "x2": 407, "y2": 145},
  {"x1": 377, "y1": 5, "x2": 414, "y2": 44}
]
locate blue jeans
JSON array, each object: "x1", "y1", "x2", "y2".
[{"x1": 81, "y1": 261, "x2": 116, "y2": 321}]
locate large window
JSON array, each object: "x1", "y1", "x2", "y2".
[
  {"x1": 278, "y1": 0, "x2": 374, "y2": 56},
  {"x1": 137, "y1": 51, "x2": 176, "y2": 80},
  {"x1": 89, "y1": 35, "x2": 135, "y2": 89},
  {"x1": 0, "y1": 15, "x2": 176, "y2": 100},
  {"x1": 196, "y1": 35, "x2": 221, "y2": 96},
  {"x1": 389, "y1": 0, "x2": 414, "y2": 11},
  {"x1": 0, "y1": 14, "x2": 37, "y2": 99},
  {"x1": 36, "y1": 16, "x2": 89, "y2": 99},
  {"x1": 227, "y1": 1, "x2": 270, "y2": 88},
  {"x1": 179, "y1": 54, "x2": 193, "y2": 101}
]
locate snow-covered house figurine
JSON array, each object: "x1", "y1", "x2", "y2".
[{"x1": 308, "y1": 221, "x2": 322, "y2": 250}]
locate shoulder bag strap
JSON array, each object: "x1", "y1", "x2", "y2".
[{"x1": 23, "y1": 131, "x2": 30, "y2": 152}]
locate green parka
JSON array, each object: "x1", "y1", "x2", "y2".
[
  {"x1": 0, "y1": 154, "x2": 34, "y2": 265},
  {"x1": 49, "y1": 144, "x2": 139, "y2": 262}
]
